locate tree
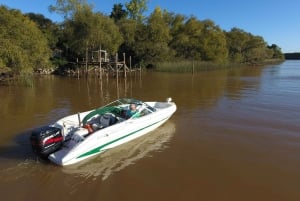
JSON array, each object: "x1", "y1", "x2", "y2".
[
  {"x1": 63, "y1": 7, "x2": 123, "y2": 57},
  {"x1": 198, "y1": 20, "x2": 228, "y2": 63},
  {"x1": 118, "y1": 19, "x2": 136, "y2": 45},
  {"x1": 169, "y1": 17, "x2": 205, "y2": 60},
  {"x1": 133, "y1": 7, "x2": 172, "y2": 65},
  {"x1": 225, "y1": 28, "x2": 248, "y2": 63},
  {"x1": 0, "y1": 6, "x2": 52, "y2": 75},
  {"x1": 26, "y1": 13, "x2": 60, "y2": 50},
  {"x1": 125, "y1": 0, "x2": 148, "y2": 22},
  {"x1": 166, "y1": 13, "x2": 186, "y2": 36},
  {"x1": 117, "y1": 18, "x2": 138, "y2": 64},
  {"x1": 243, "y1": 35, "x2": 268, "y2": 63},
  {"x1": 226, "y1": 28, "x2": 274, "y2": 64},
  {"x1": 110, "y1": 3, "x2": 128, "y2": 22},
  {"x1": 49, "y1": 0, "x2": 92, "y2": 19},
  {"x1": 267, "y1": 44, "x2": 284, "y2": 59}
]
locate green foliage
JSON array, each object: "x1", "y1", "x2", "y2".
[
  {"x1": 125, "y1": 0, "x2": 148, "y2": 22},
  {"x1": 26, "y1": 13, "x2": 60, "y2": 50},
  {"x1": 110, "y1": 3, "x2": 128, "y2": 22},
  {"x1": 167, "y1": 13, "x2": 186, "y2": 36},
  {"x1": 170, "y1": 17, "x2": 202, "y2": 59},
  {"x1": 0, "y1": 6, "x2": 52, "y2": 75},
  {"x1": 117, "y1": 18, "x2": 138, "y2": 65},
  {"x1": 267, "y1": 44, "x2": 284, "y2": 59},
  {"x1": 133, "y1": 7, "x2": 172, "y2": 64},
  {"x1": 197, "y1": 20, "x2": 228, "y2": 63},
  {"x1": 63, "y1": 7, "x2": 123, "y2": 56},
  {"x1": 243, "y1": 35, "x2": 268, "y2": 64},
  {"x1": 50, "y1": 57, "x2": 68, "y2": 66},
  {"x1": 117, "y1": 19, "x2": 136, "y2": 45},
  {"x1": 49, "y1": 0, "x2": 92, "y2": 19},
  {"x1": 225, "y1": 28, "x2": 283, "y2": 64},
  {"x1": 168, "y1": 17, "x2": 228, "y2": 63}
]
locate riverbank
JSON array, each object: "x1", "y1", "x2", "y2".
[
  {"x1": 0, "y1": 67, "x2": 35, "y2": 86},
  {"x1": 0, "y1": 58, "x2": 284, "y2": 85},
  {"x1": 154, "y1": 59, "x2": 284, "y2": 73}
]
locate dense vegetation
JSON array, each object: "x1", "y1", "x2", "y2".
[
  {"x1": 0, "y1": 6, "x2": 52, "y2": 77},
  {"x1": 0, "y1": 0, "x2": 285, "y2": 79}
]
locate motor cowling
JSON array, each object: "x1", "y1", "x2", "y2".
[{"x1": 30, "y1": 126, "x2": 63, "y2": 157}]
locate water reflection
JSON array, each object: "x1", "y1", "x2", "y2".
[
  {"x1": 62, "y1": 121, "x2": 175, "y2": 180},
  {"x1": 224, "y1": 66, "x2": 262, "y2": 100}
]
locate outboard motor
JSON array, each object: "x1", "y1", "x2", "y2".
[{"x1": 30, "y1": 126, "x2": 63, "y2": 157}]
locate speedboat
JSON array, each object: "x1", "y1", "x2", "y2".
[{"x1": 30, "y1": 98, "x2": 176, "y2": 166}]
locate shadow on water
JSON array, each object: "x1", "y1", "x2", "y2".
[{"x1": 0, "y1": 129, "x2": 50, "y2": 165}]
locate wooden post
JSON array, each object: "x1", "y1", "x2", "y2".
[
  {"x1": 115, "y1": 53, "x2": 119, "y2": 98},
  {"x1": 129, "y1": 56, "x2": 132, "y2": 72},
  {"x1": 192, "y1": 59, "x2": 195, "y2": 74},
  {"x1": 115, "y1": 53, "x2": 118, "y2": 80},
  {"x1": 99, "y1": 48, "x2": 102, "y2": 78},
  {"x1": 123, "y1": 52, "x2": 126, "y2": 78},
  {"x1": 140, "y1": 63, "x2": 142, "y2": 76},
  {"x1": 85, "y1": 47, "x2": 88, "y2": 76},
  {"x1": 75, "y1": 58, "x2": 78, "y2": 78}
]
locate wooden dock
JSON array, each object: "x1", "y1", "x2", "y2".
[{"x1": 71, "y1": 49, "x2": 140, "y2": 78}]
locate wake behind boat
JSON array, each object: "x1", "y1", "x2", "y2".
[{"x1": 30, "y1": 98, "x2": 176, "y2": 166}]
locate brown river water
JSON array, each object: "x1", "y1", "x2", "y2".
[{"x1": 0, "y1": 60, "x2": 300, "y2": 201}]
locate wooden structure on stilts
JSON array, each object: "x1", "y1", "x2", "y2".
[{"x1": 73, "y1": 48, "x2": 140, "y2": 78}]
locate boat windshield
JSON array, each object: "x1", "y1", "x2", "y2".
[
  {"x1": 82, "y1": 98, "x2": 156, "y2": 125},
  {"x1": 105, "y1": 98, "x2": 156, "y2": 119},
  {"x1": 114, "y1": 98, "x2": 155, "y2": 113},
  {"x1": 109, "y1": 98, "x2": 143, "y2": 107}
]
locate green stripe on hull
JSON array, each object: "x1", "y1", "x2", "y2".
[{"x1": 77, "y1": 117, "x2": 168, "y2": 159}]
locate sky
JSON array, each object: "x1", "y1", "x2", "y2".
[{"x1": 0, "y1": 0, "x2": 299, "y2": 53}]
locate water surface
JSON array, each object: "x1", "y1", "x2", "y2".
[{"x1": 0, "y1": 60, "x2": 300, "y2": 201}]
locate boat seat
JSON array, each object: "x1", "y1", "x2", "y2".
[{"x1": 99, "y1": 113, "x2": 116, "y2": 128}]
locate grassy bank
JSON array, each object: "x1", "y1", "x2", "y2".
[
  {"x1": 154, "y1": 61, "x2": 245, "y2": 73},
  {"x1": 154, "y1": 59, "x2": 284, "y2": 73}
]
